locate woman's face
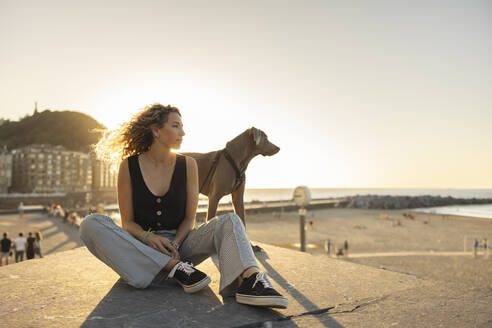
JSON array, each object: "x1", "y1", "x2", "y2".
[{"x1": 154, "y1": 112, "x2": 185, "y2": 149}]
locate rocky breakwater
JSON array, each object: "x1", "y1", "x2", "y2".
[{"x1": 344, "y1": 195, "x2": 492, "y2": 210}]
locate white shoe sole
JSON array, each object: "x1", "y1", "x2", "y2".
[
  {"x1": 236, "y1": 293, "x2": 288, "y2": 309},
  {"x1": 179, "y1": 276, "x2": 211, "y2": 293}
]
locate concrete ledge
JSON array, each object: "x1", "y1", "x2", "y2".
[
  {"x1": 0, "y1": 242, "x2": 428, "y2": 328},
  {"x1": 1, "y1": 242, "x2": 490, "y2": 327}
]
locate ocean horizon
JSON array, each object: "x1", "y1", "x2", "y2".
[
  {"x1": 228, "y1": 188, "x2": 492, "y2": 203},
  {"x1": 207, "y1": 188, "x2": 492, "y2": 219}
]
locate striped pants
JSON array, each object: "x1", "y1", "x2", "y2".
[{"x1": 79, "y1": 212, "x2": 258, "y2": 293}]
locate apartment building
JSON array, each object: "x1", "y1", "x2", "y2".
[{"x1": 10, "y1": 144, "x2": 92, "y2": 193}]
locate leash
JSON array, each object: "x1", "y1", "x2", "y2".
[
  {"x1": 199, "y1": 148, "x2": 245, "y2": 194},
  {"x1": 223, "y1": 149, "x2": 245, "y2": 192},
  {"x1": 199, "y1": 150, "x2": 222, "y2": 194}
]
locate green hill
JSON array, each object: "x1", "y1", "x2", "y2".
[{"x1": 0, "y1": 110, "x2": 106, "y2": 152}]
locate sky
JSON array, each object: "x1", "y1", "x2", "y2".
[{"x1": 1, "y1": 0, "x2": 491, "y2": 189}]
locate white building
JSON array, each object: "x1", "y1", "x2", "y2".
[{"x1": 0, "y1": 150, "x2": 12, "y2": 194}]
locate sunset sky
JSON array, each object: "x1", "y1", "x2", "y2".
[{"x1": 1, "y1": 0, "x2": 491, "y2": 189}]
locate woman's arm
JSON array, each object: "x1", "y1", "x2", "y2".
[
  {"x1": 118, "y1": 159, "x2": 143, "y2": 238},
  {"x1": 173, "y1": 156, "x2": 199, "y2": 246},
  {"x1": 118, "y1": 158, "x2": 177, "y2": 257}
]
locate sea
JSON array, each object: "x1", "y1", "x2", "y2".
[{"x1": 211, "y1": 188, "x2": 492, "y2": 219}]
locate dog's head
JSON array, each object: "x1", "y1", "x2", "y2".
[{"x1": 249, "y1": 127, "x2": 280, "y2": 156}]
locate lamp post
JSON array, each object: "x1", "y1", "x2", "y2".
[{"x1": 293, "y1": 186, "x2": 311, "y2": 252}]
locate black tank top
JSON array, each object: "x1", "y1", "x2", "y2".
[{"x1": 127, "y1": 154, "x2": 187, "y2": 231}]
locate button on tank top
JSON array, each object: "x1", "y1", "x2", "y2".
[{"x1": 127, "y1": 154, "x2": 187, "y2": 231}]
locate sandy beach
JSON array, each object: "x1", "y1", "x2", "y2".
[{"x1": 244, "y1": 208, "x2": 492, "y2": 288}]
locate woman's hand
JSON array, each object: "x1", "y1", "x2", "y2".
[{"x1": 145, "y1": 234, "x2": 180, "y2": 260}]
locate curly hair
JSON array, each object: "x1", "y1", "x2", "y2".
[{"x1": 92, "y1": 103, "x2": 181, "y2": 163}]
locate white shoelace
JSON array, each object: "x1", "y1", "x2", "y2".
[
  {"x1": 252, "y1": 272, "x2": 274, "y2": 289},
  {"x1": 168, "y1": 261, "x2": 195, "y2": 279}
]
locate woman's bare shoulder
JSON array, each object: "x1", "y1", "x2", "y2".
[{"x1": 119, "y1": 158, "x2": 129, "y2": 170}]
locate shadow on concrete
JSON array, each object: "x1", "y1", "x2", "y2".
[
  {"x1": 38, "y1": 223, "x2": 56, "y2": 233},
  {"x1": 33, "y1": 215, "x2": 84, "y2": 255},
  {"x1": 80, "y1": 277, "x2": 294, "y2": 328},
  {"x1": 41, "y1": 227, "x2": 62, "y2": 239},
  {"x1": 255, "y1": 252, "x2": 344, "y2": 328},
  {"x1": 45, "y1": 237, "x2": 81, "y2": 255}
]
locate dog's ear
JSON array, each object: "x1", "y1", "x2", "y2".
[{"x1": 249, "y1": 127, "x2": 262, "y2": 146}]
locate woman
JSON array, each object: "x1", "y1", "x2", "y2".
[
  {"x1": 79, "y1": 103, "x2": 287, "y2": 308},
  {"x1": 34, "y1": 231, "x2": 43, "y2": 258},
  {"x1": 26, "y1": 232, "x2": 36, "y2": 260}
]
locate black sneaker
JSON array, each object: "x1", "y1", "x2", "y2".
[
  {"x1": 168, "y1": 262, "x2": 211, "y2": 293},
  {"x1": 236, "y1": 272, "x2": 288, "y2": 308}
]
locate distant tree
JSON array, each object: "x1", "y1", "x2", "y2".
[{"x1": 0, "y1": 110, "x2": 106, "y2": 152}]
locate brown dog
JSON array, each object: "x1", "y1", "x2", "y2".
[{"x1": 183, "y1": 127, "x2": 280, "y2": 227}]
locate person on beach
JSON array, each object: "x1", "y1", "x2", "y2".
[
  {"x1": 79, "y1": 103, "x2": 288, "y2": 308},
  {"x1": 325, "y1": 239, "x2": 331, "y2": 256},
  {"x1": 34, "y1": 231, "x2": 44, "y2": 258},
  {"x1": 26, "y1": 232, "x2": 36, "y2": 260},
  {"x1": 13, "y1": 232, "x2": 26, "y2": 263},
  {"x1": 18, "y1": 202, "x2": 24, "y2": 219},
  {"x1": 1, "y1": 232, "x2": 12, "y2": 266}
]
